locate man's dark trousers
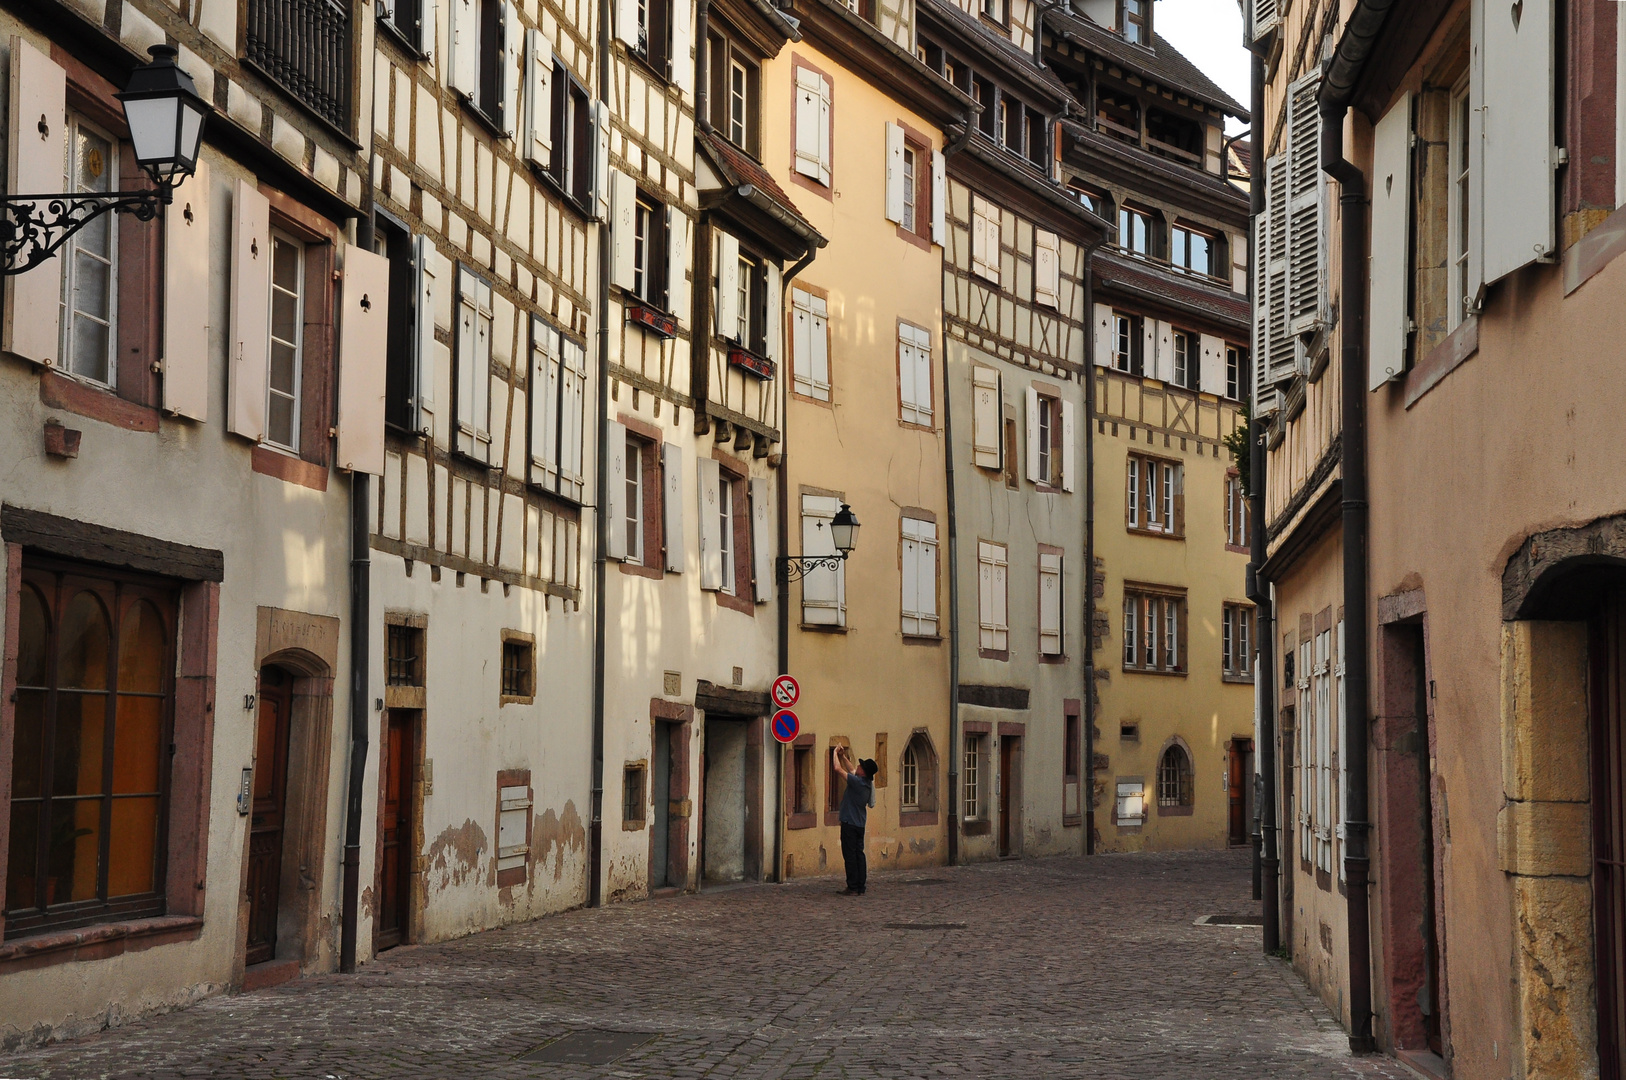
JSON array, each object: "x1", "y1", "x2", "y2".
[{"x1": 840, "y1": 823, "x2": 866, "y2": 892}]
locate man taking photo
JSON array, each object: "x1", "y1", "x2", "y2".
[{"x1": 831, "y1": 746, "x2": 877, "y2": 895}]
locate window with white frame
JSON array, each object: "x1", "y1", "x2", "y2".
[
  {"x1": 1223, "y1": 603, "x2": 1253, "y2": 678},
  {"x1": 1123, "y1": 586, "x2": 1184, "y2": 673},
  {"x1": 59, "y1": 115, "x2": 118, "y2": 387},
  {"x1": 791, "y1": 288, "x2": 830, "y2": 400},
  {"x1": 1126, "y1": 454, "x2": 1183, "y2": 536},
  {"x1": 707, "y1": 35, "x2": 760, "y2": 155},
  {"x1": 1113, "y1": 312, "x2": 1142, "y2": 375},
  {"x1": 963, "y1": 734, "x2": 984, "y2": 819},
  {"x1": 1170, "y1": 224, "x2": 1216, "y2": 278},
  {"x1": 900, "y1": 516, "x2": 939, "y2": 637},
  {"x1": 793, "y1": 65, "x2": 832, "y2": 186},
  {"x1": 1158, "y1": 746, "x2": 1193, "y2": 807},
  {"x1": 900, "y1": 741, "x2": 920, "y2": 809},
  {"x1": 1038, "y1": 550, "x2": 1063, "y2": 656},
  {"x1": 1172, "y1": 330, "x2": 1199, "y2": 391},
  {"x1": 1225, "y1": 343, "x2": 1248, "y2": 401},
  {"x1": 548, "y1": 61, "x2": 594, "y2": 210},
  {"x1": 449, "y1": 0, "x2": 518, "y2": 129},
  {"x1": 1449, "y1": 78, "x2": 1471, "y2": 331},
  {"x1": 631, "y1": 191, "x2": 669, "y2": 307},
  {"x1": 266, "y1": 232, "x2": 306, "y2": 451},
  {"x1": 898, "y1": 324, "x2": 933, "y2": 426},
  {"x1": 717, "y1": 475, "x2": 735, "y2": 594},
  {"x1": 625, "y1": 435, "x2": 644, "y2": 565},
  {"x1": 901, "y1": 144, "x2": 918, "y2": 232},
  {"x1": 1115, "y1": 779, "x2": 1145, "y2": 823},
  {"x1": 1025, "y1": 387, "x2": 1073, "y2": 491},
  {"x1": 800, "y1": 493, "x2": 846, "y2": 626},
  {"x1": 977, "y1": 541, "x2": 1009, "y2": 653},
  {"x1": 1225, "y1": 474, "x2": 1249, "y2": 549}
]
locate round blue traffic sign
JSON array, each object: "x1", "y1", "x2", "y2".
[{"x1": 772, "y1": 709, "x2": 800, "y2": 744}]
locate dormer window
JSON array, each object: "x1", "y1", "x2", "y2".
[
  {"x1": 729, "y1": 57, "x2": 749, "y2": 144},
  {"x1": 1120, "y1": 0, "x2": 1148, "y2": 43},
  {"x1": 707, "y1": 32, "x2": 761, "y2": 156},
  {"x1": 981, "y1": 0, "x2": 1006, "y2": 26}
]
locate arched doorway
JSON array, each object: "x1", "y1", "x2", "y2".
[{"x1": 246, "y1": 666, "x2": 293, "y2": 966}]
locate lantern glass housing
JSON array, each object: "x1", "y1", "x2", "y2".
[
  {"x1": 117, "y1": 45, "x2": 209, "y2": 186},
  {"x1": 830, "y1": 504, "x2": 859, "y2": 554}
]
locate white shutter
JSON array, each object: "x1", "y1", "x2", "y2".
[
  {"x1": 1126, "y1": 458, "x2": 1138, "y2": 527},
  {"x1": 615, "y1": 0, "x2": 640, "y2": 48},
  {"x1": 1024, "y1": 385, "x2": 1041, "y2": 483},
  {"x1": 667, "y1": 206, "x2": 689, "y2": 322},
  {"x1": 794, "y1": 67, "x2": 825, "y2": 182},
  {"x1": 977, "y1": 542, "x2": 995, "y2": 648},
  {"x1": 899, "y1": 325, "x2": 931, "y2": 425},
  {"x1": 791, "y1": 289, "x2": 814, "y2": 395},
  {"x1": 1481, "y1": 0, "x2": 1555, "y2": 283},
  {"x1": 1369, "y1": 93, "x2": 1412, "y2": 390},
  {"x1": 662, "y1": 442, "x2": 684, "y2": 571},
  {"x1": 593, "y1": 101, "x2": 611, "y2": 220},
  {"x1": 901, "y1": 518, "x2": 937, "y2": 636},
  {"x1": 610, "y1": 169, "x2": 637, "y2": 290},
  {"x1": 1252, "y1": 0, "x2": 1278, "y2": 40},
  {"x1": 751, "y1": 476, "x2": 772, "y2": 603},
  {"x1": 500, "y1": 1, "x2": 520, "y2": 135},
  {"x1": 971, "y1": 365, "x2": 1001, "y2": 469},
  {"x1": 671, "y1": 0, "x2": 693, "y2": 93},
  {"x1": 1262, "y1": 154, "x2": 1294, "y2": 396},
  {"x1": 421, "y1": 0, "x2": 439, "y2": 63},
  {"x1": 336, "y1": 244, "x2": 391, "y2": 475},
  {"x1": 413, "y1": 234, "x2": 439, "y2": 433},
  {"x1": 558, "y1": 337, "x2": 586, "y2": 501},
  {"x1": 1286, "y1": 71, "x2": 1324, "y2": 336},
  {"x1": 605, "y1": 420, "x2": 629, "y2": 560},
  {"x1": 971, "y1": 199, "x2": 991, "y2": 279},
  {"x1": 816, "y1": 74, "x2": 832, "y2": 185},
  {"x1": 524, "y1": 29, "x2": 553, "y2": 167},
  {"x1": 163, "y1": 160, "x2": 210, "y2": 420},
  {"x1": 529, "y1": 317, "x2": 561, "y2": 489},
  {"x1": 809, "y1": 293, "x2": 829, "y2": 396},
  {"x1": 989, "y1": 543, "x2": 1009, "y2": 650},
  {"x1": 455, "y1": 266, "x2": 492, "y2": 460},
  {"x1": 930, "y1": 149, "x2": 946, "y2": 246},
  {"x1": 764, "y1": 261, "x2": 782, "y2": 366},
  {"x1": 698, "y1": 457, "x2": 723, "y2": 589},
  {"x1": 716, "y1": 231, "x2": 740, "y2": 339},
  {"x1": 448, "y1": 0, "x2": 477, "y2": 97},
  {"x1": 228, "y1": 179, "x2": 272, "y2": 441},
  {"x1": 1039, "y1": 550, "x2": 1062, "y2": 655},
  {"x1": 901, "y1": 524, "x2": 921, "y2": 635},
  {"x1": 5, "y1": 39, "x2": 65, "y2": 365},
  {"x1": 800, "y1": 495, "x2": 844, "y2": 625},
  {"x1": 1060, "y1": 399, "x2": 1076, "y2": 493},
  {"x1": 884, "y1": 121, "x2": 906, "y2": 224},
  {"x1": 1094, "y1": 302, "x2": 1114, "y2": 367},
  {"x1": 1034, "y1": 230, "x2": 1060, "y2": 307},
  {"x1": 918, "y1": 521, "x2": 937, "y2": 633}
]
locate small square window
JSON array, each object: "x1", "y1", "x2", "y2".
[
  {"x1": 501, "y1": 636, "x2": 534, "y2": 699},
  {"x1": 623, "y1": 765, "x2": 647, "y2": 824},
  {"x1": 387, "y1": 624, "x2": 424, "y2": 687}
]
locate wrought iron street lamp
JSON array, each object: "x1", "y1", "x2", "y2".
[
  {"x1": 1, "y1": 45, "x2": 209, "y2": 275},
  {"x1": 778, "y1": 503, "x2": 860, "y2": 582}
]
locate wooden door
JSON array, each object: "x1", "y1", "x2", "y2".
[
  {"x1": 998, "y1": 737, "x2": 1015, "y2": 856},
  {"x1": 245, "y1": 667, "x2": 292, "y2": 967},
  {"x1": 1228, "y1": 740, "x2": 1252, "y2": 846},
  {"x1": 377, "y1": 711, "x2": 416, "y2": 951},
  {"x1": 1593, "y1": 592, "x2": 1626, "y2": 1077}
]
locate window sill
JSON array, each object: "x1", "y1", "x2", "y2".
[
  {"x1": 895, "y1": 221, "x2": 932, "y2": 253},
  {"x1": 1157, "y1": 803, "x2": 1194, "y2": 817},
  {"x1": 621, "y1": 44, "x2": 672, "y2": 88},
  {"x1": 619, "y1": 559, "x2": 664, "y2": 581},
  {"x1": 977, "y1": 647, "x2": 1010, "y2": 661},
  {"x1": 39, "y1": 370, "x2": 159, "y2": 432},
  {"x1": 456, "y1": 95, "x2": 511, "y2": 141},
  {"x1": 1222, "y1": 673, "x2": 1255, "y2": 685},
  {"x1": 1063, "y1": 814, "x2": 1083, "y2": 827},
  {"x1": 375, "y1": 16, "x2": 429, "y2": 61},
  {"x1": 902, "y1": 633, "x2": 943, "y2": 645},
  {"x1": 799, "y1": 622, "x2": 849, "y2": 633},
  {"x1": 1402, "y1": 315, "x2": 1478, "y2": 411},
  {"x1": 500, "y1": 693, "x2": 536, "y2": 706},
  {"x1": 530, "y1": 164, "x2": 594, "y2": 221},
  {"x1": 961, "y1": 819, "x2": 992, "y2": 836},
  {"x1": 1122, "y1": 666, "x2": 1187, "y2": 678},
  {"x1": 899, "y1": 810, "x2": 939, "y2": 827},
  {"x1": 1038, "y1": 652, "x2": 1067, "y2": 665},
  {"x1": 1113, "y1": 820, "x2": 1145, "y2": 830},
  {"x1": 790, "y1": 388, "x2": 833, "y2": 407},
  {"x1": 1125, "y1": 526, "x2": 1183, "y2": 541},
  {"x1": 622, "y1": 817, "x2": 647, "y2": 831},
  {"x1": 714, "y1": 588, "x2": 754, "y2": 616},
  {"x1": 786, "y1": 811, "x2": 817, "y2": 830},
  {"x1": 252, "y1": 445, "x2": 329, "y2": 491},
  {"x1": 1225, "y1": 542, "x2": 1250, "y2": 555},
  {"x1": 0, "y1": 915, "x2": 203, "y2": 974}
]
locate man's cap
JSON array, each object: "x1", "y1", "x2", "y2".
[{"x1": 860, "y1": 759, "x2": 879, "y2": 778}]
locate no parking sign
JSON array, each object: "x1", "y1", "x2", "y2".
[{"x1": 771, "y1": 709, "x2": 800, "y2": 744}]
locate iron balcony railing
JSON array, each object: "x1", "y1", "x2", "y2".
[{"x1": 246, "y1": 0, "x2": 352, "y2": 132}]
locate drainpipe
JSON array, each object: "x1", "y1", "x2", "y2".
[
  {"x1": 588, "y1": 0, "x2": 613, "y2": 909},
  {"x1": 340, "y1": 169, "x2": 377, "y2": 975},
  {"x1": 775, "y1": 243, "x2": 820, "y2": 884},
  {"x1": 1079, "y1": 237, "x2": 1104, "y2": 855},
  {"x1": 695, "y1": 0, "x2": 712, "y2": 133},
  {"x1": 1321, "y1": 96, "x2": 1376, "y2": 1059}
]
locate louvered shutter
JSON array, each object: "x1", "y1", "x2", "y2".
[
  {"x1": 751, "y1": 477, "x2": 773, "y2": 603},
  {"x1": 1039, "y1": 551, "x2": 1062, "y2": 655},
  {"x1": 558, "y1": 336, "x2": 586, "y2": 501},
  {"x1": 163, "y1": 160, "x2": 210, "y2": 420},
  {"x1": 6, "y1": 39, "x2": 67, "y2": 366},
  {"x1": 1024, "y1": 386, "x2": 1041, "y2": 483},
  {"x1": 1251, "y1": 202, "x2": 1269, "y2": 409},
  {"x1": 1060, "y1": 400, "x2": 1076, "y2": 493},
  {"x1": 336, "y1": 244, "x2": 391, "y2": 475},
  {"x1": 800, "y1": 494, "x2": 844, "y2": 624},
  {"x1": 971, "y1": 365, "x2": 1001, "y2": 469},
  {"x1": 716, "y1": 231, "x2": 740, "y2": 339},
  {"x1": 413, "y1": 234, "x2": 439, "y2": 434},
  {"x1": 605, "y1": 421, "x2": 629, "y2": 560},
  {"x1": 524, "y1": 29, "x2": 553, "y2": 167},
  {"x1": 671, "y1": 0, "x2": 693, "y2": 92},
  {"x1": 930, "y1": 150, "x2": 946, "y2": 246},
  {"x1": 529, "y1": 317, "x2": 561, "y2": 490},
  {"x1": 448, "y1": 0, "x2": 478, "y2": 97},
  {"x1": 662, "y1": 442, "x2": 684, "y2": 571},
  {"x1": 1252, "y1": 0, "x2": 1278, "y2": 40},
  {"x1": 1482, "y1": 0, "x2": 1555, "y2": 283},
  {"x1": 499, "y1": 1, "x2": 520, "y2": 135},
  {"x1": 610, "y1": 169, "x2": 637, "y2": 290},
  {"x1": 1263, "y1": 154, "x2": 1294, "y2": 396},
  {"x1": 698, "y1": 457, "x2": 723, "y2": 589},
  {"x1": 1035, "y1": 230, "x2": 1060, "y2": 307},
  {"x1": 1369, "y1": 93, "x2": 1412, "y2": 390},
  {"x1": 1286, "y1": 71, "x2": 1325, "y2": 338},
  {"x1": 667, "y1": 206, "x2": 689, "y2": 322},
  {"x1": 228, "y1": 179, "x2": 272, "y2": 440},
  {"x1": 884, "y1": 122, "x2": 906, "y2": 224}
]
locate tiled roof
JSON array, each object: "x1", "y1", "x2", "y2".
[
  {"x1": 1045, "y1": 10, "x2": 1248, "y2": 119},
  {"x1": 1095, "y1": 249, "x2": 1250, "y2": 327},
  {"x1": 917, "y1": 0, "x2": 1073, "y2": 104},
  {"x1": 698, "y1": 128, "x2": 821, "y2": 242}
]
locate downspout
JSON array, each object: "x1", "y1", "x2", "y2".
[
  {"x1": 776, "y1": 242, "x2": 821, "y2": 884},
  {"x1": 695, "y1": 0, "x2": 712, "y2": 133},
  {"x1": 1080, "y1": 237, "x2": 1104, "y2": 855},
  {"x1": 589, "y1": 0, "x2": 613, "y2": 909},
  {"x1": 340, "y1": 166, "x2": 377, "y2": 975}
]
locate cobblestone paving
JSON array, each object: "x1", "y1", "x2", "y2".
[{"x1": 4, "y1": 850, "x2": 1417, "y2": 1080}]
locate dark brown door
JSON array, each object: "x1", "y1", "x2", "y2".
[
  {"x1": 1228, "y1": 740, "x2": 1252, "y2": 846},
  {"x1": 377, "y1": 711, "x2": 416, "y2": 951},
  {"x1": 1593, "y1": 591, "x2": 1626, "y2": 1077},
  {"x1": 245, "y1": 667, "x2": 292, "y2": 967},
  {"x1": 998, "y1": 737, "x2": 1016, "y2": 856}
]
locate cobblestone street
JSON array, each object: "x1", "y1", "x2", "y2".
[{"x1": 3, "y1": 851, "x2": 1414, "y2": 1080}]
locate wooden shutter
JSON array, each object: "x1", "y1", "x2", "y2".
[
  {"x1": 1060, "y1": 399, "x2": 1076, "y2": 492},
  {"x1": 228, "y1": 179, "x2": 272, "y2": 441},
  {"x1": 162, "y1": 160, "x2": 210, "y2": 420},
  {"x1": 988, "y1": 543, "x2": 1008, "y2": 649},
  {"x1": 610, "y1": 169, "x2": 637, "y2": 290},
  {"x1": 421, "y1": 0, "x2": 439, "y2": 62},
  {"x1": 336, "y1": 244, "x2": 391, "y2": 475},
  {"x1": 605, "y1": 420, "x2": 629, "y2": 560},
  {"x1": 4, "y1": 40, "x2": 63, "y2": 365},
  {"x1": 698, "y1": 457, "x2": 723, "y2": 589},
  {"x1": 815, "y1": 74, "x2": 832, "y2": 185},
  {"x1": 971, "y1": 198, "x2": 991, "y2": 279},
  {"x1": 1251, "y1": 195, "x2": 1270, "y2": 409},
  {"x1": 667, "y1": 206, "x2": 689, "y2": 323},
  {"x1": 529, "y1": 316, "x2": 561, "y2": 490},
  {"x1": 524, "y1": 29, "x2": 553, "y2": 167},
  {"x1": 662, "y1": 442, "x2": 684, "y2": 571},
  {"x1": 1024, "y1": 385, "x2": 1041, "y2": 483},
  {"x1": 794, "y1": 67, "x2": 826, "y2": 183},
  {"x1": 809, "y1": 293, "x2": 829, "y2": 396},
  {"x1": 899, "y1": 324, "x2": 931, "y2": 425},
  {"x1": 716, "y1": 231, "x2": 740, "y2": 339},
  {"x1": 930, "y1": 149, "x2": 946, "y2": 246},
  {"x1": 1039, "y1": 551, "x2": 1062, "y2": 655},
  {"x1": 1286, "y1": 70, "x2": 1324, "y2": 337},
  {"x1": 593, "y1": 100, "x2": 611, "y2": 220},
  {"x1": 499, "y1": 1, "x2": 520, "y2": 134},
  {"x1": 1094, "y1": 302, "x2": 1113, "y2": 367},
  {"x1": 1034, "y1": 230, "x2": 1060, "y2": 307},
  {"x1": 1482, "y1": 0, "x2": 1554, "y2": 283},
  {"x1": 884, "y1": 122, "x2": 905, "y2": 224},
  {"x1": 791, "y1": 289, "x2": 814, "y2": 395},
  {"x1": 455, "y1": 266, "x2": 492, "y2": 460},
  {"x1": 751, "y1": 476, "x2": 772, "y2": 603},
  {"x1": 1252, "y1": 0, "x2": 1278, "y2": 39},
  {"x1": 977, "y1": 542, "x2": 995, "y2": 649},
  {"x1": 1172, "y1": 464, "x2": 1185, "y2": 535},
  {"x1": 448, "y1": 0, "x2": 478, "y2": 97},
  {"x1": 901, "y1": 517, "x2": 937, "y2": 636},
  {"x1": 800, "y1": 494, "x2": 843, "y2": 624},
  {"x1": 971, "y1": 365, "x2": 1001, "y2": 469},
  {"x1": 615, "y1": 0, "x2": 640, "y2": 47},
  {"x1": 413, "y1": 235, "x2": 439, "y2": 434},
  {"x1": 671, "y1": 0, "x2": 693, "y2": 93},
  {"x1": 1262, "y1": 154, "x2": 1294, "y2": 394},
  {"x1": 1369, "y1": 92, "x2": 1412, "y2": 390},
  {"x1": 558, "y1": 336, "x2": 586, "y2": 501}
]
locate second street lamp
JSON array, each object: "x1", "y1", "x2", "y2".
[{"x1": 779, "y1": 503, "x2": 860, "y2": 583}]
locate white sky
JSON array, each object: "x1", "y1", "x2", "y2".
[{"x1": 1153, "y1": 0, "x2": 1251, "y2": 135}]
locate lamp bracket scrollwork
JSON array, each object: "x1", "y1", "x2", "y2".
[
  {"x1": 775, "y1": 555, "x2": 849, "y2": 583},
  {"x1": 0, "y1": 191, "x2": 169, "y2": 276}
]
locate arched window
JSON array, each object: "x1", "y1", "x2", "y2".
[
  {"x1": 901, "y1": 743, "x2": 920, "y2": 809},
  {"x1": 899, "y1": 733, "x2": 938, "y2": 818},
  {"x1": 1158, "y1": 744, "x2": 1193, "y2": 808}
]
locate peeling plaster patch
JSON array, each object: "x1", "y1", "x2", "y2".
[
  {"x1": 531, "y1": 800, "x2": 587, "y2": 885},
  {"x1": 908, "y1": 837, "x2": 937, "y2": 855},
  {"x1": 360, "y1": 884, "x2": 376, "y2": 919},
  {"x1": 426, "y1": 817, "x2": 488, "y2": 892},
  {"x1": 818, "y1": 845, "x2": 828, "y2": 871}
]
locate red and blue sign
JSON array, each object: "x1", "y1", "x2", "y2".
[
  {"x1": 772, "y1": 674, "x2": 800, "y2": 708},
  {"x1": 772, "y1": 709, "x2": 801, "y2": 744}
]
